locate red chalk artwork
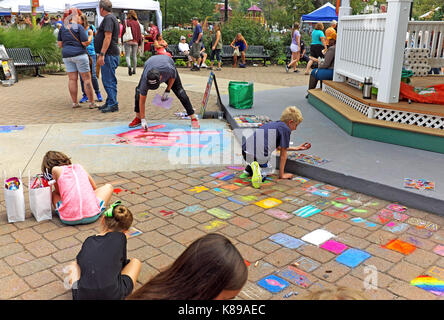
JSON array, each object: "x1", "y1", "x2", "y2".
[{"x1": 115, "y1": 125, "x2": 220, "y2": 147}]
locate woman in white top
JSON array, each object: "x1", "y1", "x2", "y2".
[{"x1": 178, "y1": 36, "x2": 192, "y2": 68}]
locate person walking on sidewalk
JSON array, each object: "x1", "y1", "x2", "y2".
[
  {"x1": 286, "y1": 22, "x2": 301, "y2": 73},
  {"x1": 209, "y1": 23, "x2": 222, "y2": 71},
  {"x1": 190, "y1": 17, "x2": 203, "y2": 71},
  {"x1": 128, "y1": 54, "x2": 200, "y2": 130},
  {"x1": 95, "y1": 0, "x2": 121, "y2": 113},
  {"x1": 122, "y1": 10, "x2": 142, "y2": 76}
]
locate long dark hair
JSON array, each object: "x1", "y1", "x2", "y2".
[{"x1": 127, "y1": 233, "x2": 248, "y2": 300}]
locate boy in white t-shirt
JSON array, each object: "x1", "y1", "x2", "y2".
[{"x1": 178, "y1": 36, "x2": 191, "y2": 68}]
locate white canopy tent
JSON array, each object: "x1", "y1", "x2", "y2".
[
  {"x1": 69, "y1": 0, "x2": 162, "y2": 32},
  {"x1": 0, "y1": 0, "x2": 65, "y2": 12}
]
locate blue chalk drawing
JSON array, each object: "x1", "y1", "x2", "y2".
[
  {"x1": 257, "y1": 274, "x2": 290, "y2": 293},
  {"x1": 336, "y1": 248, "x2": 371, "y2": 268},
  {"x1": 0, "y1": 125, "x2": 25, "y2": 133},
  {"x1": 269, "y1": 233, "x2": 306, "y2": 249}
]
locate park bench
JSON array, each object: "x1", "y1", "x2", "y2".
[
  {"x1": 5, "y1": 48, "x2": 46, "y2": 80},
  {"x1": 221, "y1": 45, "x2": 271, "y2": 66},
  {"x1": 165, "y1": 44, "x2": 189, "y2": 61}
]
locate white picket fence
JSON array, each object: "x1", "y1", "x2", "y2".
[{"x1": 407, "y1": 21, "x2": 444, "y2": 68}]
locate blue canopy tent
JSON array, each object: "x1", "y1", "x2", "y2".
[{"x1": 301, "y1": 2, "x2": 338, "y2": 23}]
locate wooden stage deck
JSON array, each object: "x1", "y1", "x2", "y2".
[{"x1": 323, "y1": 79, "x2": 444, "y2": 117}]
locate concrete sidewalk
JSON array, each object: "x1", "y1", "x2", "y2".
[{"x1": 0, "y1": 120, "x2": 241, "y2": 175}]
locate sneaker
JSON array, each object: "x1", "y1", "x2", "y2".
[
  {"x1": 285, "y1": 64, "x2": 289, "y2": 73},
  {"x1": 101, "y1": 104, "x2": 119, "y2": 113},
  {"x1": 191, "y1": 118, "x2": 200, "y2": 129},
  {"x1": 129, "y1": 117, "x2": 141, "y2": 128},
  {"x1": 250, "y1": 161, "x2": 262, "y2": 189},
  {"x1": 79, "y1": 95, "x2": 88, "y2": 103},
  {"x1": 201, "y1": 63, "x2": 207, "y2": 68},
  {"x1": 96, "y1": 92, "x2": 103, "y2": 102},
  {"x1": 98, "y1": 103, "x2": 108, "y2": 110},
  {"x1": 294, "y1": 69, "x2": 300, "y2": 73}
]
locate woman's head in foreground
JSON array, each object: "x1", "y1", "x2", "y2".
[{"x1": 127, "y1": 233, "x2": 248, "y2": 300}]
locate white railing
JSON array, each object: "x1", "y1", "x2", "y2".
[
  {"x1": 335, "y1": 14, "x2": 387, "y2": 88},
  {"x1": 334, "y1": 0, "x2": 413, "y2": 103},
  {"x1": 407, "y1": 21, "x2": 444, "y2": 68}
]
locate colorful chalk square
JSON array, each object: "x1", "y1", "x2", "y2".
[
  {"x1": 320, "y1": 239, "x2": 348, "y2": 254},
  {"x1": 404, "y1": 178, "x2": 435, "y2": 191},
  {"x1": 410, "y1": 275, "x2": 444, "y2": 296},
  {"x1": 315, "y1": 200, "x2": 331, "y2": 209},
  {"x1": 383, "y1": 221, "x2": 409, "y2": 234},
  {"x1": 406, "y1": 217, "x2": 439, "y2": 232},
  {"x1": 293, "y1": 205, "x2": 322, "y2": 218},
  {"x1": 321, "y1": 210, "x2": 350, "y2": 220},
  {"x1": 240, "y1": 195, "x2": 258, "y2": 202},
  {"x1": 210, "y1": 170, "x2": 231, "y2": 178},
  {"x1": 350, "y1": 217, "x2": 378, "y2": 229},
  {"x1": 227, "y1": 196, "x2": 247, "y2": 206},
  {"x1": 257, "y1": 274, "x2": 290, "y2": 293},
  {"x1": 407, "y1": 226, "x2": 433, "y2": 239},
  {"x1": 265, "y1": 209, "x2": 293, "y2": 220},
  {"x1": 392, "y1": 211, "x2": 409, "y2": 222},
  {"x1": 320, "y1": 185, "x2": 339, "y2": 192},
  {"x1": 255, "y1": 198, "x2": 282, "y2": 209},
  {"x1": 179, "y1": 204, "x2": 205, "y2": 216},
  {"x1": 189, "y1": 185, "x2": 209, "y2": 193},
  {"x1": 301, "y1": 229, "x2": 335, "y2": 246},
  {"x1": 383, "y1": 239, "x2": 416, "y2": 255},
  {"x1": 386, "y1": 204, "x2": 408, "y2": 212},
  {"x1": 276, "y1": 265, "x2": 313, "y2": 288},
  {"x1": 220, "y1": 173, "x2": 236, "y2": 181},
  {"x1": 125, "y1": 227, "x2": 142, "y2": 238},
  {"x1": 293, "y1": 257, "x2": 321, "y2": 272},
  {"x1": 292, "y1": 176, "x2": 310, "y2": 183},
  {"x1": 203, "y1": 220, "x2": 227, "y2": 230},
  {"x1": 428, "y1": 266, "x2": 444, "y2": 280},
  {"x1": 210, "y1": 188, "x2": 233, "y2": 197},
  {"x1": 335, "y1": 248, "x2": 371, "y2": 268},
  {"x1": 433, "y1": 245, "x2": 444, "y2": 257},
  {"x1": 269, "y1": 233, "x2": 306, "y2": 249},
  {"x1": 222, "y1": 184, "x2": 241, "y2": 191},
  {"x1": 207, "y1": 207, "x2": 232, "y2": 220}
]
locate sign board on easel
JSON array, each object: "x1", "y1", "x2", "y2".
[{"x1": 200, "y1": 71, "x2": 224, "y2": 119}]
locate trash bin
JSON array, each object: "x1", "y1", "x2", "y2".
[{"x1": 228, "y1": 81, "x2": 253, "y2": 109}]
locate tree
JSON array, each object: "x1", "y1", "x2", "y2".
[{"x1": 162, "y1": 0, "x2": 216, "y2": 26}]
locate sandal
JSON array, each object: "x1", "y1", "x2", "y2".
[
  {"x1": 72, "y1": 103, "x2": 81, "y2": 108},
  {"x1": 89, "y1": 102, "x2": 99, "y2": 109}
]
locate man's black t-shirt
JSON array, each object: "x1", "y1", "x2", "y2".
[
  {"x1": 94, "y1": 13, "x2": 120, "y2": 56},
  {"x1": 73, "y1": 231, "x2": 133, "y2": 300}
]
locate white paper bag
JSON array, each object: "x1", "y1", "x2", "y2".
[
  {"x1": 3, "y1": 171, "x2": 25, "y2": 223},
  {"x1": 28, "y1": 173, "x2": 52, "y2": 222}
]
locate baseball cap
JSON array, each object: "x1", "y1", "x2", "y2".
[
  {"x1": 180, "y1": 35, "x2": 186, "y2": 40},
  {"x1": 331, "y1": 20, "x2": 337, "y2": 24},
  {"x1": 191, "y1": 17, "x2": 198, "y2": 21},
  {"x1": 146, "y1": 69, "x2": 160, "y2": 90}
]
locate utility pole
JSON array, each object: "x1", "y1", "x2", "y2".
[
  {"x1": 164, "y1": 0, "x2": 167, "y2": 28},
  {"x1": 225, "y1": 0, "x2": 228, "y2": 22}
]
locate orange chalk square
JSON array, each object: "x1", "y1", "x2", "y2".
[{"x1": 383, "y1": 239, "x2": 416, "y2": 255}]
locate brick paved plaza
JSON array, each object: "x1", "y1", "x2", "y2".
[{"x1": 1, "y1": 66, "x2": 443, "y2": 300}]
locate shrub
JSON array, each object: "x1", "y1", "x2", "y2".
[{"x1": 0, "y1": 26, "x2": 62, "y2": 67}]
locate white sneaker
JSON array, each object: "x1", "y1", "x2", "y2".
[{"x1": 201, "y1": 63, "x2": 208, "y2": 68}]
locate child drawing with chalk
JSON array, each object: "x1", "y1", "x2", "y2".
[
  {"x1": 41, "y1": 150, "x2": 113, "y2": 225},
  {"x1": 68, "y1": 201, "x2": 142, "y2": 300},
  {"x1": 242, "y1": 106, "x2": 311, "y2": 188},
  {"x1": 127, "y1": 233, "x2": 248, "y2": 300}
]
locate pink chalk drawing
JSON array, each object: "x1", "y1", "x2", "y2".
[
  {"x1": 115, "y1": 125, "x2": 220, "y2": 148},
  {"x1": 434, "y1": 245, "x2": 444, "y2": 257},
  {"x1": 265, "y1": 279, "x2": 286, "y2": 288}
]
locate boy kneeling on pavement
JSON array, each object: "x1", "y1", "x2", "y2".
[{"x1": 242, "y1": 106, "x2": 311, "y2": 188}]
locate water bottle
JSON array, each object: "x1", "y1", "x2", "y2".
[{"x1": 362, "y1": 77, "x2": 373, "y2": 99}]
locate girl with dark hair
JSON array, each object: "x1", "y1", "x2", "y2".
[
  {"x1": 69, "y1": 201, "x2": 142, "y2": 300},
  {"x1": 41, "y1": 150, "x2": 113, "y2": 225},
  {"x1": 127, "y1": 233, "x2": 248, "y2": 300}
]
